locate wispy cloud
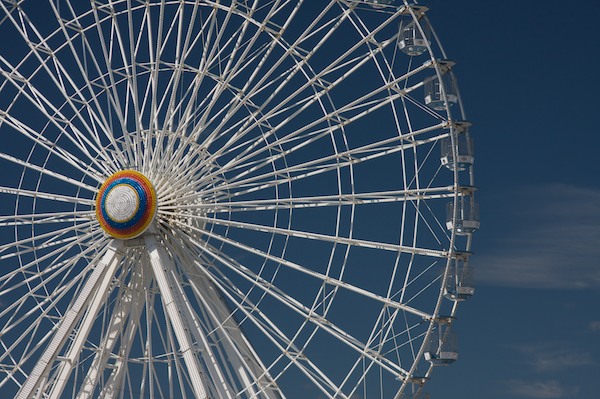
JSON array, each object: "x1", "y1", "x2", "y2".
[
  {"x1": 507, "y1": 379, "x2": 578, "y2": 398},
  {"x1": 475, "y1": 184, "x2": 600, "y2": 289},
  {"x1": 589, "y1": 321, "x2": 600, "y2": 332},
  {"x1": 505, "y1": 341, "x2": 594, "y2": 398},
  {"x1": 514, "y1": 342, "x2": 596, "y2": 373}
]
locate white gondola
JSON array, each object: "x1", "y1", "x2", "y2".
[
  {"x1": 444, "y1": 253, "x2": 475, "y2": 301},
  {"x1": 441, "y1": 129, "x2": 474, "y2": 171},
  {"x1": 425, "y1": 70, "x2": 458, "y2": 111},
  {"x1": 446, "y1": 188, "x2": 480, "y2": 235},
  {"x1": 398, "y1": 19, "x2": 431, "y2": 56},
  {"x1": 424, "y1": 323, "x2": 458, "y2": 366}
]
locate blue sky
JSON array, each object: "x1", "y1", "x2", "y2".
[
  {"x1": 424, "y1": 1, "x2": 600, "y2": 398},
  {"x1": 0, "y1": 1, "x2": 599, "y2": 398}
]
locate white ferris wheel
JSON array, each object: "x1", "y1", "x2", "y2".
[{"x1": 0, "y1": 1, "x2": 479, "y2": 398}]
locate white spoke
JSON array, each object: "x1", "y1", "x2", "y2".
[
  {"x1": 191, "y1": 238, "x2": 413, "y2": 379},
  {"x1": 181, "y1": 214, "x2": 447, "y2": 259},
  {"x1": 0, "y1": 152, "x2": 98, "y2": 193},
  {"x1": 167, "y1": 124, "x2": 448, "y2": 203},
  {"x1": 169, "y1": 238, "x2": 349, "y2": 398},
  {"x1": 166, "y1": 186, "x2": 454, "y2": 215},
  {"x1": 0, "y1": 54, "x2": 117, "y2": 172},
  {"x1": 0, "y1": 186, "x2": 94, "y2": 206},
  {"x1": 0, "y1": 210, "x2": 94, "y2": 227},
  {"x1": 171, "y1": 219, "x2": 433, "y2": 320},
  {"x1": 0, "y1": 110, "x2": 107, "y2": 183}
]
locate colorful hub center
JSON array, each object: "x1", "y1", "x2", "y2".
[{"x1": 95, "y1": 170, "x2": 157, "y2": 239}]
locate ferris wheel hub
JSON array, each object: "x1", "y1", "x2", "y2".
[{"x1": 95, "y1": 170, "x2": 157, "y2": 240}]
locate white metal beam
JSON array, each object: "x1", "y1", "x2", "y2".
[
  {"x1": 144, "y1": 234, "x2": 212, "y2": 399},
  {"x1": 182, "y1": 263, "x2": 283, "y2": 399},
  {"x1": 76, "y1": 265, "x2": 145, "y2": 399},
  {"x1": 167, "y1": 260, "x2": 237, "y2": 399},
  {"x1": 16, "y1": 240, "x2": 124, "y2": 399},
  {"x1": 98, "y1": 272, "x2": 147, "y2": 399}
]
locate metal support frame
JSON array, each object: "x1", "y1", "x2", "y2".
[
  {"x1": 16, "y1": 240, "x2": 124, "y2": 399},
  {"x1": 76, "y1": 265, "x2": 146, "y2": 399},
  {"x1": 184, "y1": 267, "x2": 284, "y2": 399},
  {"x1": 98, "y1": 269, "x2": 148, "y2": 399},
  {"x1": 144, "y1": 234, "x2": 216, "y2": 399}
]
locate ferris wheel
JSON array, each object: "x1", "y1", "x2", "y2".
[{"x1": 0, "y1": 1, "x2": 478, "y2": 398}]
